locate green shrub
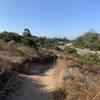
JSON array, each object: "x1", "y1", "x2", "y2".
[
  {"x1": 0, "y1": 32, "x2": 20, "y2": 42},
  {"x1": 79, "y1": 54, "x2": 100, "y2": 69},
  {"x1": 0, "y1": 31, "x2": 36, "y2": 47},
  {"x1": 64, "y1": 47, "x2": 77, "y2": 54},
  {"x1": 73, "y1": 31, "x2": 100, "y2": 51}
]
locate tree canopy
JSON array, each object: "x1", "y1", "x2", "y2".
[
  {"x1": 73, "y1": 30, "x2": 100, "y2": 51},
  {"x1": 23, "y1": 28, "x2": 32, "y2": 37}
]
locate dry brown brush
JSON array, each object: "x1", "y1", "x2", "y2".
[{"x1": 53, "y1": 54, "x2": 100, "y2": 100}]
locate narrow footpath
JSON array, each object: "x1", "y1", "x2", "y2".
[{"x1": 10, "y1": 60, "x2": 61, "y2": 100}]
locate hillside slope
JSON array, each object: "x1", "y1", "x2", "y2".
[{"x1": 0, "y1": 40, "x2": 57, "y2": 99}]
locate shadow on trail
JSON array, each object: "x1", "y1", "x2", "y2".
[
  {"x1": 28, "y1": 60, "x2": 57, "y2": 75},
  {"x1": 7, "y1": 60, "x2": 58, "y2": 100},
  {"x1": 9, "y1": 75, "x2": 52, "y2": 100}
]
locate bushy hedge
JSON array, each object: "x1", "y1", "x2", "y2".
[
  {"x1": 0, "y1": 31, "x2": 36, "y2": 47},
  {"x1": 0, "y1": 31, "x2": 67, "y2": 51},
  {"x1": 64, "y1": 47, "x2": 77, "y2": 54},
  {"x1": 79, "y1": 54, "x2": 100, "y2": 69},
  {"x1": 73, "y1": 31, "x2": 100, "y2": 51}
]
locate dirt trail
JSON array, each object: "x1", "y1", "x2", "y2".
[{"x1": 11, "y1": 60, "x2": 61, "y2": 100}]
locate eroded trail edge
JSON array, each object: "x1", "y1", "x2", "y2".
[{"x1": 9, "y1": 59, "x2": 63, "y2": 100}]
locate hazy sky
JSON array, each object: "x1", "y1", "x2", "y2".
[{"x1": 0, "y1": 0, "x2": 100, "y2": 39}]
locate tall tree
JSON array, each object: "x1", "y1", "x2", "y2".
[{"x1": 23, "y1": 28, "x2": 32, "y2": 37}]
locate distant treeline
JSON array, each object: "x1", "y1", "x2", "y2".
[
  {"x1": 0, "y1": 30, "x2": 69, "y2": 50},
  {"x1": 73, "y1": 30, "x2": 100, "y2": 51}
]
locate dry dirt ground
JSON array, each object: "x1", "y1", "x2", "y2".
[
  {"x1": 9, "y1": 60, "x2": 61, "y2": 100},
  {"x1": 4, "y1": 57, "x2": 100, "y2": 100}
]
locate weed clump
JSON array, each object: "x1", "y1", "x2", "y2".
[{"x1": 64, "y1": 47, "x2": 77, "y2": 54}]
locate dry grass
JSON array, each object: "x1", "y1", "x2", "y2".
[
  {"x1": 0, "y1": 41, "x2": 40, "y2": 94},
  {"x1": 0, "y1": 42, "x2": 38, "y2": 64},
  {"x1": 64, "y1": 81, "x2": 100, "y2": 100},
  {"x1": 0, "y1": 40, "x2": 57, "y2": 85},
  {"x1": 0, "y1": 40, "x2": 57, "y2": 76},
  {"x1": 0, "y1": 41, "x2": 57, "y2": 99},
  {"x1": 0, "y1": 41, "x2": 39, "y2": 72},
  {"x1": 53, "y1": 54, "x2": 100, "y2": 100}
]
